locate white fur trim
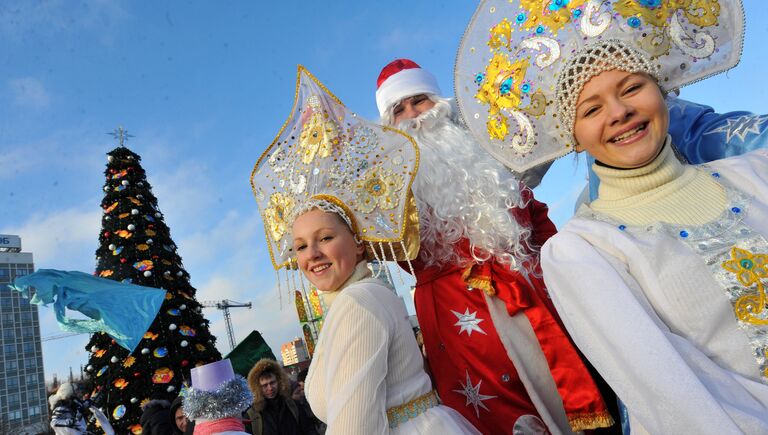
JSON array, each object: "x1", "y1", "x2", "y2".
[{"x1": 375, "y1": 68, "x2": 441, "y2": 117}]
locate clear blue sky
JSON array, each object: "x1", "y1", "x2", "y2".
[{"x1": 1, "y1": 1, "x2": 766, "y2": 382}]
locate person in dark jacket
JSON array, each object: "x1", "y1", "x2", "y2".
[
  {"x1": 140, "y1": 399, "x2": 174, "y2": 435},
  {"x1": 246, "y1": 359, "x2": 317, "y2": 435},
  {"x1": 169, "y1": 395, "x2": 194, "y2": 435}
]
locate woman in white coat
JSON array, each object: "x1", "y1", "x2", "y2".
[{"x1": 251, "y1": 67, "x2": 478, "y2": 434}]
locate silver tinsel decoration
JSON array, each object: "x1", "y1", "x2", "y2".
[{"x1": 183, "y1": 376, "x2": 252, "y2": 420}]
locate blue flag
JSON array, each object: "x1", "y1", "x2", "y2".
[{"x1": 11, "y1": 269, "x2": 166, "y2": 353}]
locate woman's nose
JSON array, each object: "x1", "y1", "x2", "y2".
[{"x1": 608, "y1": 100, "x2": 634, "y2": 125}]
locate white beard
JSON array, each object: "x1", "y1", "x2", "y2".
[{"x1": 396, "y1": 98, "x2": 532, "y2": 269}]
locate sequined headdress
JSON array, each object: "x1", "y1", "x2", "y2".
[
  {"x1": 454, "y1": 0, "x2": 745, "y2": 172},
  {"x1": 250, "y1": 66, "x2": 420, "y2": 297}
]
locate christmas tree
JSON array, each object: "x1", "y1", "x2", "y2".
[{"x1": 83, "y1": 130, "x2": 221, "y2": 434}]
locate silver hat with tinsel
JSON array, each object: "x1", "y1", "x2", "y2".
[{"x1": 183, "y1": 359, "x2": 252, "y2": 420}]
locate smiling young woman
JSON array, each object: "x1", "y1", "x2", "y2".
[
  {"x1": 251, "y1": 68, "x2": 479, "y2": 435},
  {"x1": 573, "y1": 70, "x2": 669, "y2": 170},
  {"x1": 541, "y1": 39, "x2": 768, "y2": 435},
  {"x1": 292, "y1": 208, "x2": 365, "y2": 294}
]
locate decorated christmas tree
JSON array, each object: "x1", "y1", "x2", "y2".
[{"x1": 83, "y1": 130, "x2": 221, "y2": 434}]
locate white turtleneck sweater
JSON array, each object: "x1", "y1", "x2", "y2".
[
  {"x1": 304, "y1": 261, "x2": 479, "y2": 435},
  {"x1": 542, "y1": 146, "x2": 768, "y2": 435}
]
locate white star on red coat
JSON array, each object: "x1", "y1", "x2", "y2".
[
  {"x1": 451, "y1": 308, "x2": 487, "y2": 336},
  {"x1": 453, "y1": 370, "x2": 497, "y2": 417}
]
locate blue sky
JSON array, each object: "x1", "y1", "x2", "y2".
[{"x1": 1, "y1": 1, "x2": 766, "y2": 382}]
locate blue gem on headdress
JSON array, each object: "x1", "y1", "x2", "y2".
[
  {"x1": 376, "y1": 215, "x2": 393, "y2": 232},
  {"x1": 573, "y1": 9, "x2": 582, "y2": 18},
  {"x1": 618, "y1": 225, "x2": 627, "y2": 231},
  {"x1": 549, "y1": 0, "x2": 568, "y2": 11},
  {"x1": 535, "y1": 25, "x2": 545, "y2": 34},
  {"x1": 628, "y1": 16, "x2": 641, "y2": 28},
  {"x1": 711, "y1": 172, "x2": 720, "y2": 178},
  {"x1": 474, "y1": 73, "x2": 485, "y2": 85},
  {"x1": 679, "y1": 230, "x2": 689, "y2": 238},
  {"x1": 731, "y1": 207, "x2": 741, "y2": 214},
  {"x1": 521, "y1": 83, "x2": 531, "y2": 93},
  {"x1": 373, "y1": 184, "x2": 382, "y2": 192},
  {"x1": 500, "y1": 77, "x2": 514, "y2": 96},
  {"x1": 639, "y1": 0, "x2": 662, "y2": 7},
  {"x1": 516, "y1": 13, "x2": 526, "y2": 23}
]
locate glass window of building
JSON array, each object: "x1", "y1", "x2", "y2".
[
  {"x1": 1, "y1": 312, "x2": 13, "y2": 322},
  {"x1": 7, "y1": 359, "x2": 18, "y2": 370},
  {"x1": 24, "y1": 358, "x2": 36, "y2": 369},
  {"x1": 23, "y1": 342, "x2": 35, "y2": 354},
  {"x1": 29, "y1": 405, "x2": 41, "y2": 417},
  {"x1": 7, "y1": 376, "x2": 19, "y2": 388},
  {"x1": 7, "y1": 393, "x2": 20, "y2": 407},
  {"x1": 4, "y1": 343, "x2": 15, "y2": 354},
  {"x1": 0, "y1": 267, "x2": 10, "y2": 280},
  {"x1": 25, "y1": 373, "x2": 37, "y2": 384},
  {"x1": 3, "y1": 328, "x2": 14, "y2": 340},
  {"x1": 8, "y1": 409, "x2": 22, "y2": 421}
]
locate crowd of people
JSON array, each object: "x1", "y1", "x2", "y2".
[
  {"x1": 48, "y1": 358, "x2": 325, "y2": 435},
  {"x1": 47, "y1": 1, "x2": 768, "y2": 434}
]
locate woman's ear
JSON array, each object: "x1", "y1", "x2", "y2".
[{"x1": 356, "y1": 239, "x2": 366, "y2": 257}]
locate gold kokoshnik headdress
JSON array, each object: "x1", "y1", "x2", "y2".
[
  {"x1": 250, "y1": 66, "x2": 420, "y2": 297},
  {"x1": 454, "y1": 0, "x2": 745, "y2": 173}
]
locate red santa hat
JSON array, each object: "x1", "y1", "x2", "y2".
[{"x1": 375, "y1": 59, "x2": 442, "y2": 118}]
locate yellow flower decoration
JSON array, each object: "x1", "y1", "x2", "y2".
[
  {"x1": 298, "y1": 111, "x2": 338, "y2": 164},
  {"x1": 123, "y1": 356, "x2": 136, "y2": 367},
  {"x1": 264, "y1": 192, "x2": 296, "y2": 242},
  {"x1": 614, "y1": 0, "x2": 720, "y2": 28},
  {"x1": 476, "y1": 53, "x2": 530, "y2": 117},
  {"x1": 489, "y1": 18, "x2": 513, "y2": 50},
  {"x1": 722, "y1": 247, "x2": 768, "y2": 287},
  {"x1": 518, "y1": 0, "x2": 587, "y2": 32},
  {"x1": 353, "y1": 168, "x2": 404, "y2": 213}
]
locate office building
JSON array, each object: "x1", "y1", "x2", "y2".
[{"x1": 0, "y1": 235, "x2": 48, "y2": 433}]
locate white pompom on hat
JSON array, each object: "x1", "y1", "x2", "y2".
[
  {"x1": 49, "y1": 382, "x2": 76, "y2": 409},
  {"x1": 375, "y1": 59, "x2": 442, "y2": 117}
]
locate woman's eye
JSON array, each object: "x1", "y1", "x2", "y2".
[
  {"x1": 583, "y1": 106, "x2": 598, "y2": 117},
  {"x1": 321, "y1": 236, "x2": 333, "y2": 242},
  {"x1": 393, "y1": 106, "x2": 403, "y2": 116},
  {"x1": 295, "y1": 245, "x2": 306, "y2": 252},
  {"x1": 624, "y1": 83, "x2": 642, "y2": 94}
]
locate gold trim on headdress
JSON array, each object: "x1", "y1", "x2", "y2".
[
  {"x1": 251, "y1": 66, "x2": 420, "y2": 273},
  {"x1": 454, "y1": 0, "x2": 745, "y2": 172}
]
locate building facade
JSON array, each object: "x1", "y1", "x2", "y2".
[
  {"x1": 280, "y1": 337, "x2": 309, "y2": 367},
  {"x1": 0, "y1": 235, "x2": 48, "y2": 433}
]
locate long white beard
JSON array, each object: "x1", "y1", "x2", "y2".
[{"x1": 397, "y1": 99, "x2": 532, "y2": 269}]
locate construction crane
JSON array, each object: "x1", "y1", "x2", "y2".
[
  {"x1": 41, "y1": 332, "x2": 85, "y2": 342},
  {"x1": 200, "y1": 299, "x2": 252, "y2": 350}
]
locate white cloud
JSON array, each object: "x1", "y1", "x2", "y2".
[
  {"x1": 4, "y1": 205, "x2": 101, "y2": 270},
  {"x1": 8, "y1": 77, "x2": 50, "y2": 109}
]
